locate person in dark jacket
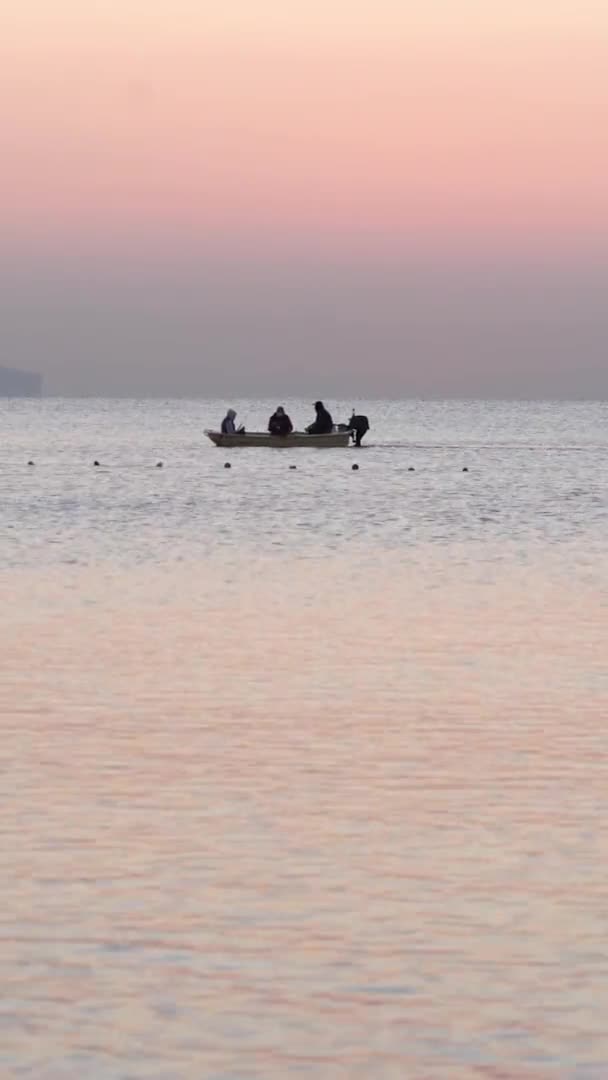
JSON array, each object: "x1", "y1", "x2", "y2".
[
  {"x1": 306, "y1": 400, "x2": 333, "y2": 435},
  {"x1": 348, "y1": 409, "x2": 370, "y2": 447},
  {"x1": 268, "y1": 406, "x2": 293, "y2": 437}
]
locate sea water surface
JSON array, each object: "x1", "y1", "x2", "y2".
[{"x1": 1, "y1": 398, "x2": 607, "y2": 1079}]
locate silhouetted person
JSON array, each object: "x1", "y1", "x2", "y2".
[
  {"x1": 268, "y1": 406, "x2": 293, "y2": 437},
  {"x1": 306, "y1": 400, "x2": 333, "y2": 435},
  {"x1": 348, "y1": 410, "x2": 370, "y2": 447}
]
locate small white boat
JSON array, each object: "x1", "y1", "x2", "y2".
[{"x1": 205, "y1": 430, "x2": 351, "y2": 448}]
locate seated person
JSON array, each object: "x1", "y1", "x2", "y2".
[
  {"x1": 268, "y1": 406, "x2": 293, "y2": 437},
  {"x1": 221, "y1": 408, "x2": 245, "y2": 434},
  {"x1": 306, "y1": 400, "x2": 334, "y2": 435}
]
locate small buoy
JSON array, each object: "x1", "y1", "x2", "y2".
[
  {"x1": 93, "y1": 460, "x2": 100, "y2": 467},
  {"x1": 352, "y1": 463, "x2": 359, "y2": 471},
  {"x1": 156, "y1": 461, "x2": 163, "y2": 468},
  {"x1": 224, "y1": 462, "x2": 231, "y2": 469},
  {"x1": 462, "y1": 467, "x2": 469, "y2": 472},
  {"x1": 408, "y1": 466, "x2": 415, "y2": 472},
  {"x1": 27, "y1": 461, "x2": 35, "y2": 466},
  {"x1": 289, "y1": 465, "x2": 297, "y2": 470}
]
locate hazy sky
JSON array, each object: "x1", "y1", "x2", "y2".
[{"x1": 2, "y1": 1, "x2": 607, "y2": 395}]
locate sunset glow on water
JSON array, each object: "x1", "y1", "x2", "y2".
[{"x1": 1, "y1": 398, "x2": 607, "y2": 1076}]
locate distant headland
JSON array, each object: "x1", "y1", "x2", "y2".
[{"x1": 0, "y1": 366, "x2": 43, "y2": 396}]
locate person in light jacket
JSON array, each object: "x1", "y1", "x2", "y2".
[{"x1": 221, "y1": 408, "x2": 244, "y2": 434}]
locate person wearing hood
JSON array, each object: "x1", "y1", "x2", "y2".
[
  {"x1": 348, "y1": 409, "x2": 370, "y2": 447},
  {"x1": 221, "y1": 408, "x2": 244, "y2": 435},
  {"x1": 306, "y1": 400, "x2": 334, "y2": 435},
  {"x1": 268, "y1": 406, "x2": 293, "y2": 437}
]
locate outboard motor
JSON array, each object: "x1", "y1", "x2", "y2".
[{"x1": 347, "y1": 411, "x2": 370, "y2": 447}]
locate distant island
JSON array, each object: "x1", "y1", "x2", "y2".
[{"x1": 0, "y1": 366, "x2": 43, "y2": 396}]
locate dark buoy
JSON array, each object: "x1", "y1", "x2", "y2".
[
  {"x1": 156, "y1": 461, "x2": 163, "y2": 468},
  {"x1": 352, "y1": 463, "x2": 359, "y2": 471},
  {"x1": 462, "y1": 467, "x2": 469, "y2": 472},
  {"x1": 27, "y1": 461, "x2": 35, "y2": 466},
  {"x1": 93, "y1": 460, "x2": 100, "y2": 467},
  {"x1": 408, "y1": 466, "x2": 415, "y2": 472},
  {"x1": 224, "y1": 462, "x2": 231, "y2": 469},
  {"x1": 289, "y1": 465, "x2": 297, "y2": 470}
]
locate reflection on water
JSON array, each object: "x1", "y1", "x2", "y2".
[
  {"x1": 1, "y1": 399, "x2": 608, "y2": 1077},
  {"x1": 2, "y1": 552, "x2": 608, "y2": 1079}
]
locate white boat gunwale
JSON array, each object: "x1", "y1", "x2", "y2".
[{"x1": 204, "y1": 430, "x2": 351, "y2": 448}]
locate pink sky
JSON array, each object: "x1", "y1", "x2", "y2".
[{"x1": 2, "y1": 1, "x2": 608, "y2": 253}]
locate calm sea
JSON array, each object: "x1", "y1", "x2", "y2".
[{"x1": 1, "y1": 398, "x2": 607, "y2": 1079}]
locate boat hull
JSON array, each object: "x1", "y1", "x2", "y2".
[{"x1": 205, "y1": 431, "x2": 351, "y2": 448}]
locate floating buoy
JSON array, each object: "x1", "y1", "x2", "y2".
[
  {"x1": 27, "y1": 461, "x2": 35, "y2": 466},
  {"x1": 289, "y1": 465, "x2": 297, "y2": 470},
  {"x1": 462, "y1": 467, "x2": 469, "y2": 472},
  {"x1": 224, "y1": 462, "x2": 231, "y2": 469},
  {"x1": 352, "y1": 463, "x2": 359, "y2": 471},
  {"x1": 156, "y1": 461, "x2": 163, "y2": 468},
  {"x1": 408, "y1": 466, "x2": 415, "y2": 472},
  {"x1": 93, "y1": 460, "x2": 100, "y2": 467}
]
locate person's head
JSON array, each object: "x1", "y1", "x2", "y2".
[
  {"x1": 314, "y1": 400, "x2": 323, "y2": 412},
  {"x1": 226, "y1": 408, "x2": 236, "y2": 420},
  {"x1": 276, "y1": 406, "x2": 285, "y2": 415}
]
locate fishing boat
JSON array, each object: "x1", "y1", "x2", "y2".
[{"x1": 205, "y1": 430, "x2": 351, "y2": 448}]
